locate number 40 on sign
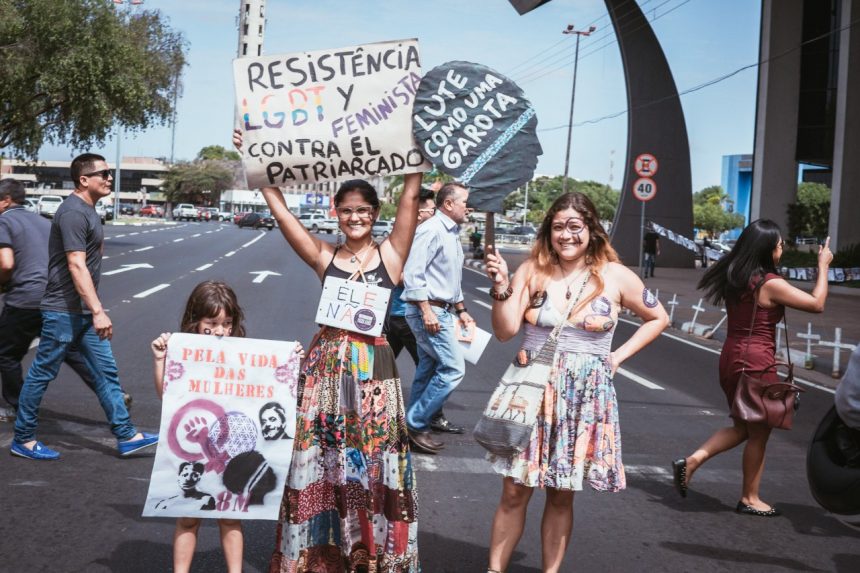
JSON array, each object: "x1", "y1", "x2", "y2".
[{"x1": 633, "y1": 177, "x2": 657, "y2": 202}]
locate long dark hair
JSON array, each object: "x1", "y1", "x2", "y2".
[
  {"x1": 333, "y1": 179, "x2": 380, "y2": 209},
  {"x1": 180, "y1": 281, "x2": 246, "y2": 337},
  {"x1": 698, "y1": 219, "x2": 781, "y2": 305}
]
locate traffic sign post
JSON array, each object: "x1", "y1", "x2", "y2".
[{"x1": 632, "y1": 167, "x2": 657, "y2": 278}]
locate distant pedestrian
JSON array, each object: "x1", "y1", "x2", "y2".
[
  {"x1": 11, "y1": 154, "x2": 157, "y2": 461},
  {"x1": 0, "y1": 179, "x2": 130, "y2": 422},
  {"x1": 483, "y1": 192, "x2": 668, "y2": 573},
  {"x1": 385, "y1": 187, "x2": 436, "y2": 364},
  {"x1": 402, "y1": 182, "x2": 475, "y2": 453},
  {"x1": 643, "y1": 227, "x2": 660, "y2": 278},
  {"x1": 702, "y1": 236, "x2": 712, "y2": 268},
  {"x1": 674, "y1": 220, "x2": 833, "y2": 516}
]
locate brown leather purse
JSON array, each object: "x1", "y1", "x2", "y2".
[{"x1": 730, "y1": 278, "x2": 805, "y2": 430}]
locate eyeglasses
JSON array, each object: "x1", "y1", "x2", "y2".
[
  {"x1": 83, "y1": 169, "x2": 112, "y2": 179},
  {"x1": 553, "y1": 217, "x2": 586, "y2": 234},
  {"x1": 418, "y1": 208, "x2": 436, "y2": 215},
  {"x1": 336, "y1": 205, "x2": 374, "y2": 219}
]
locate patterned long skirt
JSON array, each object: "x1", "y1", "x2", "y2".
[
  {"x1": 489, "y1": 352, "x2": 625, "y2": 492},
  {"x1": 270, "y1": 327, "x2": 420, "y2": 573}
]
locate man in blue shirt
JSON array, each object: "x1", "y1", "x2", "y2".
[
  {"x1": 11, "y1": 154, "x2": 157, "y2": 461},
  {"x1": 402, "y1": 182, "x2": 475, "y2": 454}
]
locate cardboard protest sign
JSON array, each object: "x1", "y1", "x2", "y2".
[
  {"x1": 142, "y1": 334, "x2": 301, "y2": 520},
  {"x1": 234, "y1": 39, "x2": 430, "y2": 188},
  {"x1": 412, "y1": 61, "x2": 542, "y2": 212},
  {"x1": 315, "y1": 276, "x2": 391, "y2": 337}
]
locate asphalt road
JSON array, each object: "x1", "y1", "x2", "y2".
[{"x1": 0, "y1": 221, "x2": 857, "y2": 573}]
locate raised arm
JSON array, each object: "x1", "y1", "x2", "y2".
[
  {"x1": 233, "y1": 129, "x2": 335, "y2": 278},
  {"x1": 485, "y1": 248, "x2": 532, "y2": 342},
  {"x1": 611, "y1": 263, "x2": 669, "y2": 374},
  {"x1": 386, "y1": 172, "x2": 423, "y2": 261},
  {"x1": 760, "y1": 237, "x2": 833, "y2": 313}
]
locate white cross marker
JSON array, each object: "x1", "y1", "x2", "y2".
[
  {"x1": 775, "y1": 322, "x2": 786, "y2": 357},
  {"x1": 797, "y1": 322, "x2": 821, "y2": 369},
  {"x1": 818, "y1": 327, "x2": 857, "y2": 378},
  {"x1": 666, "y1": 294, "x2": 679, "y2": 326},
  {"x1": 705, "y1": 308, "x2": 728, "y2": 339},
  {"x1": 688, "y1": 298, "x2": 706, "y2": 334}
]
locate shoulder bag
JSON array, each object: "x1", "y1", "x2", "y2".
[
  {"x1": 730, "y1": 277, "x2": 805, "y2": 430},
  {"x1": 474, "y1": 271, "x2": 591, "y2": 456}
]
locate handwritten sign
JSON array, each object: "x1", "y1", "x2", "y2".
[
  {"x1": 412, "y1": 61, "x2": 542, "y2": 213},
  {"x1": 233, "y1": 39, "x2": 430, "y2": 188},
  {"x1": 314, "y1": 276, "x2": 391, "y2": 337},
  {"x1": 142, "y1": 334, "x2": 301, "y2": 520}
]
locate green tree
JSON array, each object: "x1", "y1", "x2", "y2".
[
  {"x1": 162, "y1": 161, "x2": 233, "y2": 206},
  {"x1": 787, "y1": 182, "x2": 830, "y2": 240},
  {"x1": 692, "y1": 185, "x2": 726, "y2": 206},
  {"x1": 197, "y1": 145, "x2": 240, "y2": 161},
  {"x1": 0, "y1": 0, "x2": 186, "y2": 157},
  {"x1": 502, "y1": 176, "x2": 619, "y2": 222},
  {"x1": 693, "y1": 201, "x2": 745, "y2": 237}
]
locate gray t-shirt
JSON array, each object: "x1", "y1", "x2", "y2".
[
  {"x1": 835, "y1": 346, "x2": 860, "y2": 430},
  {"x1": 41, "y1": 194, "x2": 104, "y2": 314},
  {"x1": 0, "y1": 206, "x2": 51, "y2": 309}
]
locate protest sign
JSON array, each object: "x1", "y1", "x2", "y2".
[
  {"x1": 233, "y1": 39, "x2": 430, "y2": 188},
  {"x1": 142, "y1": 334, "x2": 301, "y2": 520},
  {"x1": 412, "y1": 61, "x2": 542, "y2": 212},
  {"x1": 315, "y1": 276, "x2": 391, "y2": 337},
  {"x1": 456, "y1": 323, "x2": 493, "y2": 365}
]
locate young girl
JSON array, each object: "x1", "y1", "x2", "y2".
[{"x1": 151, "y1": 280, "x2": 302, "y2": 573}]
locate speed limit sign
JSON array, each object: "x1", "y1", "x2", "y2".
[{"x1": 632, "y1": 177, "x2": 657, "y2": 201}]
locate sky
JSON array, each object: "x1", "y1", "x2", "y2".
[{"x1": 41, "y1": 0, "x2": 761, "y2": 193}]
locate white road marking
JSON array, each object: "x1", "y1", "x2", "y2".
[
  {"x1": 242, "y1": 233, "x2": 266, "y2": 248},
  {"x1": 617, "y1": 317, "x2": 835, "y2": 394},
  {"x1": 173, "y1": 238, "x2": 184, "y2": 243},
  {"x1": 103, "y1": 256, "x2": 110, "y2": 259},
  {"x1": 472, "y1": 299, "x2": 493, "y2": 310},
  {"x1": 475, "y1": 286, "x2": 491, "y2": 294},
  {"x1": 103, "y1": 263, "x2": 154, "y2": 276},
  {"x1": 133, "y1": 283, "x2": 170, "y2": 298},
  {"x1": 192, "y1": 233, "x2": 201, "y2": 237},
  {"x1": 134, "y1": 246, "x2": 153, "y2": 252},
  {"x1": 617, "y1": 367, "x2": 664, "y2": 390},
  {"x1": 129, "y1": 232, "x2": 139, "y2": 236},
  {"x1": 250, "y1": 270, "x2": 282, "y2": 283},
  {"x1": 225, "y1": 250, "x2": 236, "y2": 257},
  {"x1": 115, "y1": 234, "x2": 126, "y2": 238},
  {"x1": 196, "y1": 263, "x2": 213, "y2": 271}
]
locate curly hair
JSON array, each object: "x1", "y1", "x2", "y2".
[{"x1": 180, "y1": 281, "x2": 246, "y2": 337}]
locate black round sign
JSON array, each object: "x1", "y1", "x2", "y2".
[{"x1": 412, "y1": 61, "x2": 542, "y2": 212}]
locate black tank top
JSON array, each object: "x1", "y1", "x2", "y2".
[{"x1": 323, "y1": 245, "x2": 397, "y2": 332}]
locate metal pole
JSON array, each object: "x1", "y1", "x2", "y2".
[
  {"x1": 113, "y1": 125, "x2": 122, "y2": 221},
  {"x1": 170, "y1": 68, "x2": 179, "y2": 164},
  {"x1": 561, "y1": 33, "x2": 582, "y2": 194},
  {"x1": 522, "y1": 180, "x2": 529, "y2": 226},
  {"x1": 638, "y1": 201, "x2": 645, "y2": 277}
]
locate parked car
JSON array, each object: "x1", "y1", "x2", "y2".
[
  {"x1": 119, "y1": 203, "x2": 135, "y2": 216},
  {"x1": 23, "y1": 198, "x2": 38, "y2": 213},
  {"x1": 217, "y1": 210, "x2": 233, "y2": 221},
  {"x1": 371, "y1": 220, "x2": 394, "y2": 238},
  {"x1": 36, "y1": 195, "x2": 64, "y2": 218},
  {"x1": 172, "y1": 203, "x2": 199, "y2": 221},
  {"x1": 197, "y1": 206, "x2": 217, "y2": 222},
  {"x1": 139, "y1": 204, "x2": 163, "y2": 217},
  {"x1": 508, "y1": 225, "x2": 537, "y2": 237},
  {"x1": 233, "y1": 211, "x2": 251, "y2": 224},
  {"x1": 94, "y1": 199, "x2": 107, "y2": 224},
  {"x1": 297, "y1": 212, "x2": 337, "y2": 233},
  {"x1": 237, "y1": 212, "x2": 275, "y2": 230}
]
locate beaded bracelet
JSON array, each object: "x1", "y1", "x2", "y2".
[{"x1": 489, "y1": 284, "x2": 513, "y2": 301}]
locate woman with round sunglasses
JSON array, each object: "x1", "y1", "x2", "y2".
[
  {"x1": 233, "y1": 131, "x2": 423, "y2": 572},
  {"x1": 483, "y1": 192, "x2": 668, "y2": 573}
]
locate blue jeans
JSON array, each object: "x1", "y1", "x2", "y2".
[
  {"x1": 14, "y1": 311, "x2": 136, "y2": 444},
  {"x1": 405, "y1": 306, "x2": 466, "y2": 432}
]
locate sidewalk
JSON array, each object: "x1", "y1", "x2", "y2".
[{"x1": 464, "y1": 252, "x2": 858, "y2": 389}]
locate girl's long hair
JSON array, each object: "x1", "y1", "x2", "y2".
[
  {"x1": 180, "y1": 281, "x2": 246, "y2": 337},
  {"x1": 698, "y1": 219, "x2": 781, "y2": 305},
  {"x1": 529, "y1": 192, "x2": 619, "y2": 314}
]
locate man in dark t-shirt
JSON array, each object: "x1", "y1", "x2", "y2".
[
  {"x1": 11, "y1": 154, "x2": 158, "y2": 461},
  {"x1": 0, "y1": 179, "x2": 130, "y2": 420},
  {"x1": 642, "y1": 229, "x2": 660, "y2": 278}
]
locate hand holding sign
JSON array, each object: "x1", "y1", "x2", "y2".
[{"x1": 412, "y1": 62, "x2": 542, "y2": 212}]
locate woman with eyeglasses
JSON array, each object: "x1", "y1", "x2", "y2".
[
  {"x1": 673, "y1": 220, "x2": 833, "y2": 517},
  {"x1": 232, "y1": 131, "x2": 423, "y2": 572}
]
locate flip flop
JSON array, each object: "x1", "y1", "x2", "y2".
[{"x1": 672, "y1": 458, "x2": 688, "y2": 498}]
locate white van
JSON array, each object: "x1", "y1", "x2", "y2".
[{"x1": 37, "y1": 195, "x2": 64, "y2": 218}]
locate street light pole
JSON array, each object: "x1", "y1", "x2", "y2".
[{"x1": 561, "y1": 24, "x2": 596, "y2": 194}]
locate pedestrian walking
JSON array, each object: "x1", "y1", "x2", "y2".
[
  {"x1": 642, "y1": 226, "x2": 660, "y2": 278},
  {"x1": 673, "y1": 220, "x2": 833, "y2": 516},
  {"x1": 0, "y1": 179, "x2": 131, "y2": 422},
  {"x1": 483, "y1": 192, "x2": 668, "y2": 573},
  {"x1": 151, "y1": 281, "x2": 304, "y2": 573},
  {"x1": 233, "y1": 131, "x2": 424, "y2": 572},
  {"x1": 385, "y1": 187, "x2": 436, "y2": 364},
  {"x1": 402, "y1": 182, "x2": 475, "y2": 454},
  {"x1": 10, "y1": 154, "x2": 157, "y2": 461}
]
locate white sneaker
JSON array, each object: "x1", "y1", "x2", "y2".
[{"x1": 0, "y1": 407, "x2": 16, "y2": 422}]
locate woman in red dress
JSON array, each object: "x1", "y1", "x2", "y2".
[{"x1": 673, "y1": 220, "x2": 833, "y2": 516}]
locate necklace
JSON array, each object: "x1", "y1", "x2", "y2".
[
  {"x1": 557, "y1": 262, "x2": 590, "y2": 300},
  {"x1": 342, "y1": 241, "x2": 375, "y2": 264}
]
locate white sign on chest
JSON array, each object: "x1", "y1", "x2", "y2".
[{"x1": 315, "y1": 276, "x2": 391, "y2": 337}]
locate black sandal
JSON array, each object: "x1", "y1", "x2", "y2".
[
  {"x1": 672, "y1": 458, "x2": 688, "y2": 498},
  {"x1": 736, "y1": 501, "x2": 782, "y2": 517}
]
